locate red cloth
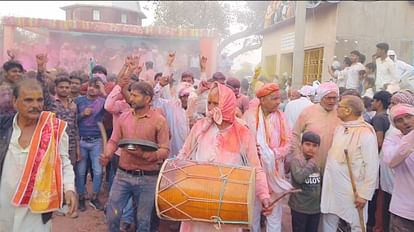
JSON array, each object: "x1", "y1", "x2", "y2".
[
  {"x1": 216, "y1": 82, "x2": 237, "y2": 124},
  {"x1": 256, "y1": 83, "x2": 280, "y2": 98}
]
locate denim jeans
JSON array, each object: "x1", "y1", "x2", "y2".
[
  {"x1": 106, "y1": 155, "x2": 135, "y2": 225},
  {"x1": 106, "y1": 169, "x2": 157, "y2": 232},
  {"x1": 76, "y1": 138, "x2": 103, "y2": 195}
]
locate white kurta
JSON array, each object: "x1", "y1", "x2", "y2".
[
  {"x1": 0, "y1": 115, "x2": 75, "y2": 232},
  {"x1": 379, "y1": 125, "x2": 399, "y2": 194},
  {"x1": 321, "y1": 120, "x2": 379, "y2": 226},
  {"x1": 284, "y1": 97, "x2": 313, "y2": 128}
]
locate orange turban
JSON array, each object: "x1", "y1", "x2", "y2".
[{"x1": 256, "y1": 83, "x2": 280, "y2": 98}]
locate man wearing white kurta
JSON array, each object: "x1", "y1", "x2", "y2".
[
  {"x1": 0, "y1": 79, "x2": 76, "y2": 232},
  {"x1": 243, "y1": 83, "x2": 293, "y2": 232},
  {"x1": 321, "y1": 95, "x2": 379, "y2": 231},
  {"x1": 284, "y1": 85, "x2": 314, "y2": 128}
]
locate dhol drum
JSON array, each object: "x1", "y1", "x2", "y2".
[{"x1": 155, "y1": 159, "x2": 255, "y2": 228}]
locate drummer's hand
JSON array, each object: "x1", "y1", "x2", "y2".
[
  {"x1": 142, "y1": 152, "x2": 158, "y2": 162},
  {"x1": 99, "y1": 154, "x2": 110, "y2": 166},
  {"x1": 261, "y1": 198, "x2": 274, "y2": 216}
]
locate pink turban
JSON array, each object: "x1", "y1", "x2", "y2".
[
  {"x1": 390, "y1": 103, "x2": 414, "y2": 126},
  {"x1": 208, "y1": 82, "x2": 236, "y2": 124},
  {"x1": 391, "y1": 90, "x2": 414, "y2": 106},
  {"x1": 316, "y1": 82, "x2": 339, "y2": 101},
  {"x1": 256, "y1": 83, "x2": 280, "y2": 98}
]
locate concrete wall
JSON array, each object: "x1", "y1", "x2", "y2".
[
  {"x1": 67, "y1": 7, "x2": 142, "y2": 25},
  {"x1": 335, "y1": 1, "x2": 414, "y2": 64},
  {"x1": 261, "y1": 3, "x2": 339, "y2": 85}
]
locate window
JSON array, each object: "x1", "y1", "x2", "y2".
[
  {"x1": 121, "y1": 13, "x2": 127, "y2": 24},
  {"x1": 92, "y1": 10, "x2": 100, "y2": 21},
  {"x1": 303, "y1": 47, "x2": 324, "y2": 85}
]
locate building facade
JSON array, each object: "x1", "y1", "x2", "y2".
[
  {"x1": 261, "y1": 1, "x2": 414, "y2": 86},
  {"x1": 61, "y1": 2, "x2": 146, "y2": 26}
]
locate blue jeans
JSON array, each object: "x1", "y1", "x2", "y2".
[
  {"x1": 106, "y1": 155, "x2": 135, "y2": 225},
  {"x1": 106, "y1": 169, "x2": 157, "y2": 232},
  {"x1": 76, "y1": 138, "x2": 103, "y2": 195}
]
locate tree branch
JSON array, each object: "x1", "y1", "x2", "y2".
[
  {"x1": 218, "y1": 27, "x2": 260, "y2": 53},
  {"x1": 228, "y1": 40, "x2": 262, "y2": 60}
]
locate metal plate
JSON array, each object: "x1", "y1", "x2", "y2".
[{"x1": 118, "y1": 139, "x2": 159, "y2": 152}]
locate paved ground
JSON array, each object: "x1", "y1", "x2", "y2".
[{"x1": 52, "y1": 179, "x2": 292, "y2": 232}]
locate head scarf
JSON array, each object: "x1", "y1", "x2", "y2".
[
  {"x1": 256, "y1": 83, "x2": 280, "y2": 98},
  {"x1": 316, "y1": 82, "x2": 339, "y2": 102},
  {"x1": 392, "y1": 90, "x2": 414, "y2": 106},
  {"x1": 299, "y1": 85, "x2": 315, "y2": 97},
  {"x1": 207, "y1": 82, "x2": 236, "y2": 125},
  {"x1": 389, "y1": 103, "x2": 414, "y2": 126},
  {"x1": 178, "y1": 84, "x2": 193, "y2": 97}
]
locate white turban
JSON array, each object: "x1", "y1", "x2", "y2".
[
  {"x1": 316, "y1": 82, "x2": 339, "y2": 102},
  {"x1": 299, "y1": 85, "x2": 315, "y2": 96}
]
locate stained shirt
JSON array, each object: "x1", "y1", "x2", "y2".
[
  {"x1": 104, "y1": 85, "x2": 131, "y2": 156},
  {"x1": 292, "y1": 104, "x2": 341, "y2": 171},
  {"x1": 107, "y1": 109, "x2": 170, "y2": 171},
  {"x1": 177, "y1": 118, "x2": 270, "y2": 232},
  {"x1": 383, "y1": 129, "x2": 414, "y2": 221}
]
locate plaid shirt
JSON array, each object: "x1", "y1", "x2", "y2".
[{"x1": 54, "y1": 97, "x2": 79, "y2": 165}]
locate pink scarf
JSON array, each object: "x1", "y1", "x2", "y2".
[{"x1": 207, "y1": 82, "x2": 236, "y2": 125}]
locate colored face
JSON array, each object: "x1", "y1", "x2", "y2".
[
  {"x1": 207, "y1": 87, "x2": 219, "y2": 112},
  {"x1": 13, "y1": 87, "x2": 44, "y2": 120},
  {"x1": 320, "y1": 92, "x2": 338, "y2": 112},
  {"x1": 260, "y1": 91, "x2": 281, "y2": 113},
  {"x1": 181, "y1": 76, "x2": 194, "y2": 85},
  {"x1": 129, "y1": 89, "x2": 150, "y2": 110},
  {"x1": 394, "y1": 113, "x2": 414, "y2": 135},
  {"x1": 179, "y1": 95, "x2": 189, "y2": 109}
]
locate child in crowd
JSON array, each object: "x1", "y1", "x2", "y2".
[{"x1": 288, "y1": 131, "x2": 322, "y2": 232}]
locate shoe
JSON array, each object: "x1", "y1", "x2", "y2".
[
  {"x1": 68, "y1": 211, "x2": 79, "y2": 219},
  {"x1": 89, "y1": 198, "x2": 104, "y2": 211},
  {"x1": 78, "y1": 197, "x2": 86, "y2": 212}
]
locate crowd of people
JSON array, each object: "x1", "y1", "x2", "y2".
[{"x1": 0, "y1": 41, "x2": 413, "y2": 232}]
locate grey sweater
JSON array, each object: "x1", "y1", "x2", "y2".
[{"x1": 288, "y1": 155, "x2": 321, "y2": 214}]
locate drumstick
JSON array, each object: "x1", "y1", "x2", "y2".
[
  {"x1": 344, "y1": 149, "x2": 366, "y2": 232},
  {"x1": 98, "y1": 122, "x2": 108, "y2": 149},
  {"x1": 269, "y1": 189, "x2": 302, "y2": 207}
]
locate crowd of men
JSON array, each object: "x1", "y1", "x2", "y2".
[{"x1": 0, "y1": 41, "x2": 413, "y2": 232}]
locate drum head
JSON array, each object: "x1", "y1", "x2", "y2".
[{"x1": 118, "y1": 139, "x2": 159, "y2": 152}]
